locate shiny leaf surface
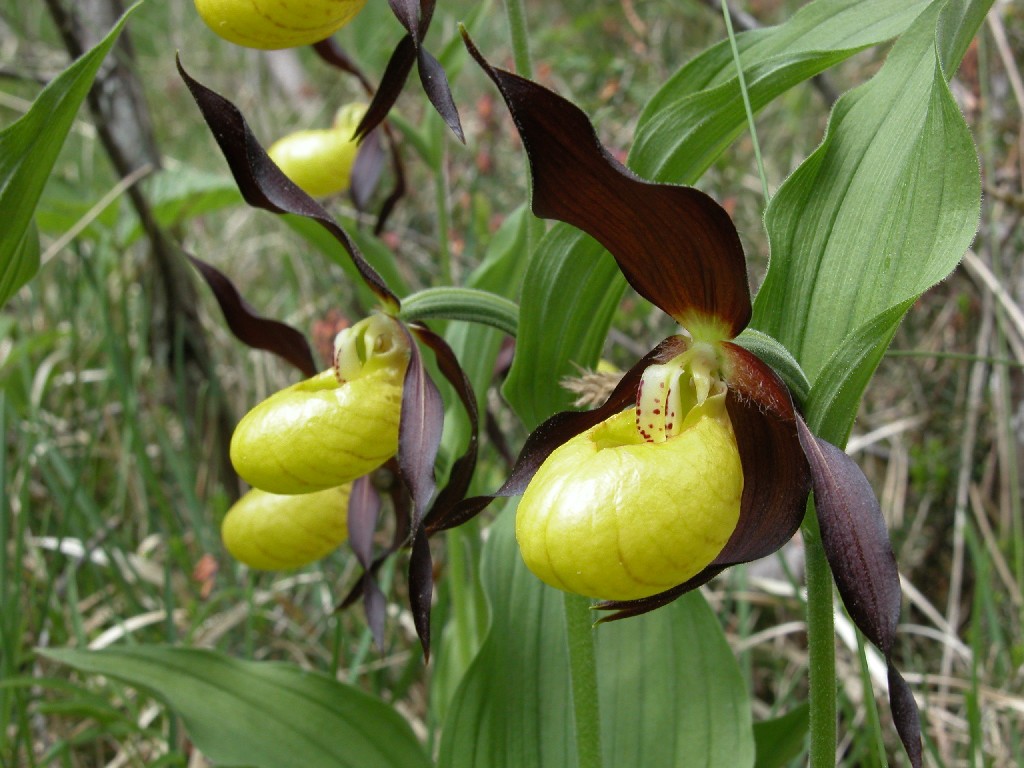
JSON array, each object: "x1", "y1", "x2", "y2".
[{"x1": 43, "y1": 647, "x2": 431, "y2": 768}]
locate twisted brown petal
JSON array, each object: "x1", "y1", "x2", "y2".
[
  {"x1": 795, "y1": 417, "x2": 921, "y2": 768},
  {"x1": 463, "y1": 32, "x2": 751, "y2": 337}
]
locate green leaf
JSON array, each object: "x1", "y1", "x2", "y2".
[
  {"x1": 41, "y1": 646, "x2": 431, "y2": 768},
  {"x1": 632, "y1": 0, "x2": 932, "y2": 181},
  {"x1": 504, "y1": 0, "x2": 932, "y2": 428},
  {"x1": 503, "y1": 229, "x2": 625, "y2": 429},
  {"x1": 752, "y1": 0, "x2": 987, "y2": 392},
  {"x1": 126, "y1": 166, "x2": 245, "y2": 244},
  {"x1": 438, "y1": 504, "x2": 754, "y2": 768},
  {"x1": 753, "y1": 703, "x2": 810, "y2": 768},
  {"x1": 0, "y1": 3, "x2": 137, "y2": 307}
]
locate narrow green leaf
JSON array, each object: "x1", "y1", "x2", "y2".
[
  {"x1": 439, "y1": 504, "x2": 754, "y2": 768},
  {"x1": 41, "y1": 646, "x2": 431, "y2": 768},
  {"x1": 632, "y1": 0, "x2": 932, "y2": 181},
  {"x1": 753, "y1": 0, "x2": 986, "y2": 387},
  {"x1": 753, "y1": 703, "x2": 810, "y2": 768},
  {"x1": 0, "y1": 3, "x2": 137, "y2": 307}
]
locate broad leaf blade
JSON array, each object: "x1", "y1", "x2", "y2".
[
  {"x1": 439, "y1": 505, "x2": 754, "y2": 768},
  {"x1": 0, "y1": 4, "x2": 135, "y2": 307},
  {"x1": 42, "y1": 646, "x2": 431, "y2": 768},
  {"x1": 752, "y1": 0, "x2": 985, "y2": 384}
]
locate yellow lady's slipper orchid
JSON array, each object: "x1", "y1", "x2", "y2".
[
  {"x1": 230, "y1": 314, "x2": 410, "y2": 495},
  {"x1": 268, "y1": 104, "x2": 367, "y2": 198},
  {"x1": 194, "y1": 0, "x2": 367, "y2": 50},
  {"x1": 517, "y1": 348, "x2": 743, "y2": 601},
  {"x1": 222, "y1": 485, "x2": 351, "y2": 570}
]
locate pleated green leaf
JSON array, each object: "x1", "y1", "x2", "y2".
[
  {"x1": 0, "y1": 4, "x2": 136, "y2": 307},
  {"x1": 503, "y1": 0, "x2": 932, "y2": 428},
  {"x1": 42, "y1": 646, "x2": 431, "y2": 768},
  {"x1": 438, "y1": 505, "x2": 754, "y2": 768},
  {"x1": 752, "y1": 0, "x2": 988, "y2": 395}
]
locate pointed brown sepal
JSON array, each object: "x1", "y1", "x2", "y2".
[
  {"x1": 795, "y1": 417, "x2": 921, "y2": 768},
  {"x1": 176, "y1": 56, "x2": 398, "y2": 309},
  {"x1": 408, "y1": 528, "x2": 434, "y2": 660},
  {"x1": 354, "y1": 0, "x2": 463, "y2": 142},
  {"x1": 408, "y1": 325, "x2": 480, "y2": 532},
  {"x1": 596, "y1": 342, "x2": 809, "y2": 619},
  {"x1": 350, "y1": 127, "x2": 385, "y2": 212},
  {"x1": 462, "y1": 32, "x2": 750, "y2": 337},
  {"x1": 345, "y1": 476, "x2": 386, "y2": 648},
  {"x1": 186, "y1": 254, "x2": 317, "y2": 377},
  {"x1": 397, "y1": 325, "x2": 442, "y2": 529},
  {"x1": 432, "y1": 336, "x2": 690, "y2": 533}
]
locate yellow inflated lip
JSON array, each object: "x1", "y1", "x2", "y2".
[
  {"x1": 516, "y1": 394, "x2": 743, "y2": 601},
  {"x1": 194, "y1": 0, "x2": 368, "y2": 50},
  {"x1": 222, "y1": 485, "x2": 351, "y2": 570},
  {"x1": 230, "y1": 366, "x2": 405, "y2": 495}
]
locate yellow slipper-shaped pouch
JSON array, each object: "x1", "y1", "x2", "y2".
[
  {"x1": 195, "y1": 0, "x2": 367, "y2": 49},
  {"x1": 222, "y1": 485, "x2": 350, "y2": 569},
  {"x1": 230, "y1": 314, "x2": 410, "y2": 494},
  {"x1": 268, "y1": 104, "x2": 367, "y2": 198},
  {"x1": 516, "y1": 392, "x2": 743, "y2": 601}
]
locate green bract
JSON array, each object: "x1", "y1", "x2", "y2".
[
  {"x1": 517, "y1": 393, "x2": 742, "y2": 601},
  {"x1": 222, "y1": 485, "x2": 351, "y2": 570},
  {"x1": 230, "y1": 314, "x2": 410, "y2": 494}
]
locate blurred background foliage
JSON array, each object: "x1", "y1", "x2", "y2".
[{"x1": 1, "y1": 0, "x2": 1022, "y2": 764}]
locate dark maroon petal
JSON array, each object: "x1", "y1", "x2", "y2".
[
  {"x1": 408, "y1": 531, "x2": 433, "y2": 659},
  {"x1": 462, "y1": 32, "x2": 750, "y2": 336},
  {"x1": 795, "y1": 417, "x2": 921, "y2": 767},
  {"x1": 353, "y1": 35, "x2": 417, "y2": 141},
  {"x1": 397, "y1": 327, "x2": 442, "y2": 528},
  {"x1": 355, "y1": 0, "x2": 461, "y2": 142},
  {"x1": 889, "y1": 665, "x2": 923, "y2": 768},
  {"x1": 187, "y1": 254, "x2": 316, "y2": 377},
  {"x1": 347, "y1": 475, "x2": 381, "y2": 570},
  {"x1": 597, "y1": 342, "x2": 809, "y2": 620},
  {"x1": 716, "y1": 343, "x2": 810, "y2": 564},
  {"x1": 311, "y1": 38, "x2": 373, "y2": 93},
  {"x1": 409, "y1": 325, "x2": 480, "y2": 532},
  {"x1": 415, "y1": 47, "x2": 464, "y2": 143},
  {"x1": 176, "y1": 57, "x2": 397, "y2": 308},
  {"x1": 349, "y1": 127, "x2": 385, "y2": 211},
  {"x1": 432, "y1": 336, "x2": 689, "y2": 533},
  {"x1": 364, "y1": 576, "x2": 387, "y2": 650}
]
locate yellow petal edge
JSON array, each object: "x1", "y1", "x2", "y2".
[
  {"x1": 194, "y1": 0, "x2": 368, "y2": 49},
  {"x1": 516, "y1": 393, "x2": 743, "y2": 601},
  {"x1": 222, "y1": 485, "x2": 351, "y2": 570}
]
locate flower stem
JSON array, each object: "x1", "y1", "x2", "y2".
[
  {"x1": 563, "y1": 593, "x2": 603, "y2": 768},
  {"x1": 803, "y1": 508, "x2": 837, "y2": 768},
  {"x1": 504, "y1": 0, "x2": 533, "y2": 78}
]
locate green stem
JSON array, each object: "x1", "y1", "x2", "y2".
[
  {"x1": 504, "y1": 0, "x2": 533, "y2": 78},
  {"x1": 563, "y1": 593, "x2": 603, "y2": 768},
  {"x1": 720, "y1": 1, "x2": 770, "y2": 203},
  {"x1": 399, "y1": 286, "x2": 519, "y2": 336},
  {"x1": 431, "y1": 115, "x2": 453, "y2": 285},
  {"x1": 803, "y1": 508, "x2": 837, "y2": 768}
]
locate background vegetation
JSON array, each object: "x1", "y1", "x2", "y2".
[{"x1": 1, "y1": 0, "x2": 1022, "y2": 764}]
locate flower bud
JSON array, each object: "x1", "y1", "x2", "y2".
[
  {"x1": 222, "y1": 485, "x2": 350, "y2": 570},
  {"x1": 194, "y1": 0, "x2": 367, "y2": 50},
  {"x1": 516, "y1": 392, "x2": 743, "y2": 601},
  {"x1": 230, "y1": 314, "x2": 410, "y2": 494},
  {"x1": 268, "y1": 104, "x2": 367, "y2": 198}
]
